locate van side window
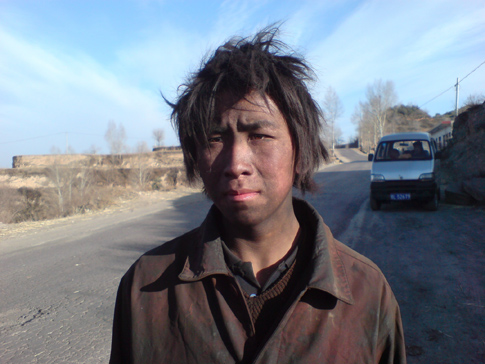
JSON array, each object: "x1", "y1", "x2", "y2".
[{"x1": 375, "y1": 142, "x2": 388, "y2": 161}]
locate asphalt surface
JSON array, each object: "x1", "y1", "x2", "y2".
[{"x1": 0, "y1": 148, "x2": 483, "y2": 363}]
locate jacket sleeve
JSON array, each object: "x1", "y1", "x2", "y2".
[
  {"x1": 378, "y1": 284, "x2": 407, "y2": 364},
  {"x1": 109, "y1": 268, "x2": 135, "y2": 364}
]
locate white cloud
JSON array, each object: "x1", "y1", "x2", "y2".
[
  {"x1": 0, "y1": 24, "x2": 179, "y2": 168},
  {"x1": 1, "y1": 0, "x2": 484, "y2": 167},
  {"x1": 300, "y1": 0, "x2": 485, "y2": 136}
]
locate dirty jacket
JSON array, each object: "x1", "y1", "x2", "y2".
[{"x1": 110, "y1": 198, "x2": 406, "y2": 364}]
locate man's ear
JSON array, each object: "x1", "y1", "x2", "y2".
[
  {"x1": 294, "y1": 151, "x2": 301, "y2": 174},
  {"x1": 292, "y1": 159, "x2": 301, "y2": 189}
]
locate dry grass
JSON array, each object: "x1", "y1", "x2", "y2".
[
  {"x1": 0, "y1": 187, "x2": 24, "y2": 224},
  {"x1": 0, "y1": 163, "x2": 188, "y2": 224}
]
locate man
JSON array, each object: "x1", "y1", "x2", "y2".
[
  {"x1": 110, "y1": 28, "x2": 406, "y2": 364},
  {"x1": 411, "y1": 141, "x2": 429, "y2": 159}
]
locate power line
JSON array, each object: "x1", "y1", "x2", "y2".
[
  {"x1": 0, "y1": 132, "x2": 65, "y2": 145},
  {"x1": 419, "y1": 85, "x2": 455, "y2": 108},
  {"x1": 460, "y1": 59, "x2": 485, "y2": 83},
  {"x1": 419, "y1": 59, "x2": 485, "y2": 109},
  {"x1": 0, "y1": 131, "x2": 153, "y2": 145},
  {"x1": 64, "y1": 131, "x2": 146, "y2": 140}
]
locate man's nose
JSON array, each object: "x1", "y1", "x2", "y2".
[{"x1": 223, "y1": 139, "x2": 252, "y2": 178}]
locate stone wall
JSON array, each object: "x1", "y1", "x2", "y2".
[
  {"x1": 3, "y1": 149, "x2": 187, "y2": 190},
  {"x1": 12, "y1": 149, "x2": 183, "y2": 169}
]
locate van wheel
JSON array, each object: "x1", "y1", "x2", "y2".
[
  {"x1": 424, "y1": 190, "x2": 439, "y2": 211},
  {"x1": 370, "y1": 196, "x2": 381, "y2": 211}
]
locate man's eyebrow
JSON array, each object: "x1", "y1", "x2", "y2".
[
  {"x1": 208, "y1": 125, "x2": 227, "y2": 134},
  {"x1": 208, "y1": 120, "x2": 277, "y2": 134},
  {"x1": 237, "y1": 120, "x2": 277, "y2": 132}
]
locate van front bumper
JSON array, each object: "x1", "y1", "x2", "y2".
[{"x1": 371, "y1": 180, "x2": 437, "y2": 202}]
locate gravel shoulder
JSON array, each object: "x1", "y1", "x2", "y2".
[{"x1": 0, "y1": 186, "x2": 202, "y2": 245}]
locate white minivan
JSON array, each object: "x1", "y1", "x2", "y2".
[{"x1": 368, "y1": 132, "x2": 441, "y2": 211}]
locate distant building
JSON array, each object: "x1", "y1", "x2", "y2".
[{"x1": 428, "y1": 121, "x2": 452, "y2": 150}]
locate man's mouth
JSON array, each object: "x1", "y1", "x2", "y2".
[{"x1": 224, "y1": 189, "x2": 259, "y2": 202}]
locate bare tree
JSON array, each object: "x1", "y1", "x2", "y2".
[
  {"x1": 105, "y1": 120, "x2": 127, "y2": 155},
  {"x1": 334, "y1": 125, "x2": 344, "y2": 146},
  {"x1": 47, "y1": 157, "x2": 95, "y2": 215},
  {"x1": 136, "y1": 141, "x2": 150, "y2": 154},
  {"x1": 352, "y1": 103, "x2": 375, "y2": 153},
  {"x1": 0, "y1": 188, "x2": 25, "y2": 223},
  {"x1": 50, "y1": 144, "x2": 75, "y2": 154},
  {"x1": 321, "y1": 86, "x2": 344, "y2": 151},
  {"x1": 361, "y1": 80, "x2": 397, "y2": 142},
  {"x1": 464, "y1": 93, "x2": 485, "y2": 107},
  {"x1": 17, "y1": 188, "x2": 43, "y2": 221},
  {"x1": 50, "y1": 146, "x2": 62, "y2": 155},
  {"x1": 48, "y1": 160, "x2": 65, "y2": 215},
  {"x1": 77, "y1": 165, "x2": 92, "y2": 209},
  {"x1": 351, "y1": 105, "x2": 363, "y2": 149},
  {"x1": 85, "y1": 144, "x2": 100, "y2": 154},
  {"x1": 47, "y1": 154, "x2": 80, "y2": 216},
  {"x1": 134, "y1": 141, "x2": 151, "y2": 189},
  {"x1": 153, "y1": 128, "x2": 165, "y2": 148}
]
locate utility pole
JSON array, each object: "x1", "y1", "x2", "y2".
[
  {"x1": 454, "y1": 77, "x2": 460, "y2": 119},
  {"x1": 65, "y1": 132, "x2": 69, "y2": 154}
]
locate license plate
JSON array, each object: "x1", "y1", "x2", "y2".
[{"x1": 390, "y1": 193, "x2": 411, "y2": 201}]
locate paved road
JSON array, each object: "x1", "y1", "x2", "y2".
[
  {"x1": 1, "y1": 149, "x2": 483, "y2": 363},
  {"x1": 0, "y1": 192, "x2": 213, "y2": 364}
]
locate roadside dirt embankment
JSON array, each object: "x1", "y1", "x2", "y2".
[
  {"x1": 0, "y1": 149, "x2": 192, "y2": 224},
  {"x1": 441, "y1": 102, "x2": 485, "y2": 205}
]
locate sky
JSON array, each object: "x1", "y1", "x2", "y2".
[{"x1": 1, "y1": 0, "x2": 484, "y2": 168}]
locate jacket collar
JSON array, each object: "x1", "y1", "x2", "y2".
[
  {"x1": 178, "y1": 198, "x2": 354, "y2": 305},
  {"x1": 178, "y1": 205, "x2": 231, "y2": 281},
  {"x1": 293, "y1": 199, "x2": 354, "y2": 305}
]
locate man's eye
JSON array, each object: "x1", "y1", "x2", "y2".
[
  {"x1": 250, "y1": 134, "x2": 269, "y2": 141},
  {"x1": 208, "y1": 136, "x2": 222, "y2": 143}
]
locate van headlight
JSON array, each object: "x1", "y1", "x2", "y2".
[
  {"x1": 371, "y1": 174, "x2": 385, "y2": 182},
  {"x1": 419, "y1": 173, "x2": 435, "y2": 181}
]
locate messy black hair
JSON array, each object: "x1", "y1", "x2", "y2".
[{"x1": 166, "y1": 27, "x2": 328, "y2": 192}]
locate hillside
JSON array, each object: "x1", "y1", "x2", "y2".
[
  {"x1": 386, "y1": 104, "x2": 453, "y2": 133},
  {"x1": 355, "y1": 104, "x2": 456, "y2": 153}
]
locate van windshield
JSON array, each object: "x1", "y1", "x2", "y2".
[{"x1": 375, "y1": 140, "x2": 431, "y2": 161}]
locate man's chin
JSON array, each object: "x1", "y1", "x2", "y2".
[{"x1": 217, "y1": 206, "x2": 264, "y2": 227}]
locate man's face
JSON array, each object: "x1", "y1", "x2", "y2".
[{"x1": 197, "y1": 91, "x2": 295, "y2": 228}]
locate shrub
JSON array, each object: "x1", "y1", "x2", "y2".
[{"x1": 0, "y1": 187, "x2": 24, "y2": 224}]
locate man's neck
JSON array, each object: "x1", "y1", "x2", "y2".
[{"x1": 222, "y1": 212, "x2": 300, "y2": 286}]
